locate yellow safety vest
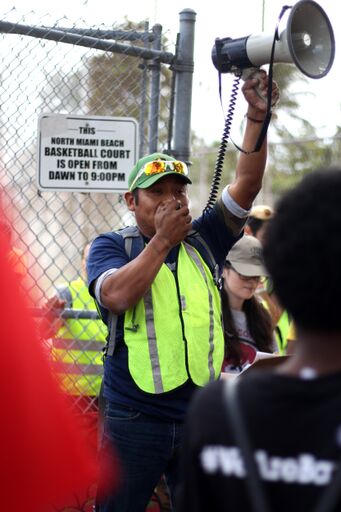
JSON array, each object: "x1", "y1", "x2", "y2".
[
  {"x1": 51, "y1": 277, "x2": 107, "y2": 396},
  {"x1": 275, "y1": 310, "x2": 291, "y2": 354},
  {"x1": 124, "y1": 242, "x2": 224, "y2": 394}
]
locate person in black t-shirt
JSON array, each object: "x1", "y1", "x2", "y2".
[{"x1": 177, "y1": 167, "x2": 341, "y2": 512}]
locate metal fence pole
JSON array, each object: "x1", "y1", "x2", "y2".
[
  {"x1": 139, "y1": 22, "x2": 150, "y2": 158},
  {"x1": 148, "y1": 23, "x2": 162, "y2": 154},
  {"x1": 173, "y1": 8, "x2": 196, "y2": 163}
]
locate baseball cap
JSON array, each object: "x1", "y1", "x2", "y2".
[
  {"x1": 128, "y1": 152, "x2": 192, "y2": 191},
  {"x1": 249, "y1": 204, "x2": 273, "y2": 221},
  {"x1": 226, "y1": 235, "x2": 269, "y2": 277}
]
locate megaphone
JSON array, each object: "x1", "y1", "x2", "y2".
[{"x1": 212, "y1": 0, "x2": 335, "y2": 79}]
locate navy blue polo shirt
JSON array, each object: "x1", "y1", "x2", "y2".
[{"x1": 87, "y1": 205, "x2": 239, "y2": 421}]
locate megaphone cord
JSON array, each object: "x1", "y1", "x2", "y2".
[
  {"x1": 203, "y1": 75, "x2": 241, "y2": 213},
  {"x1": 202, "y1": 5, "x2": 290, "y2": 215}
]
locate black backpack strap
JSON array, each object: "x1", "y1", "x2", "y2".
[
  {"x1": 185, "y1": 230, "x2": 220, "y2": 287},
  {"x1": 106, "y1": 226, "x2": 144, "y2": 357},
  {"x1": 119, "y1": 225, "x2": 145, "y2": 259},
  {"x1": 222, "y1": 378, "x2": 271, "y2": 512},
  {"x1": 223, "y1": 378, "x2": 341, "y2": 512},
  {"x1": 313, "y1": 458, "x2": 341, "y2": 512}
]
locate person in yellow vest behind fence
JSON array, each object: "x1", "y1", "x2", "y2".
[{"x1": 48, "y1": 243, "x2": 107, "y2": 410}]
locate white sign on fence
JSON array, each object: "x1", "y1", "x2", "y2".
[{"x1": 37, "y1": 114, "x2": 138, "y2": 192}]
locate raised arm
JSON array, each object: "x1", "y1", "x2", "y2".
[{"x1": 229, "y1": 70, "x2": 279, "y2": 210}]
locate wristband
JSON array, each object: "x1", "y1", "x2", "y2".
[{"x1": 245, "y1": 114, "x2": 264, "y2": 123}]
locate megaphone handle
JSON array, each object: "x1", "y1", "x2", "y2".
[
  {"x1": 241, "y1": 67, "x2": 277, "y2": 108},
  {"x1": 239, "y1": 66, "x2": 274, "y2": 153},
  {"x1": 241, "y1": 67, "x2": 261, "y2": 81}
]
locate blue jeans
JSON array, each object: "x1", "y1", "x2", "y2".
[{"x1": 96, "y1": 401, "x2": 184, "y2": 512}]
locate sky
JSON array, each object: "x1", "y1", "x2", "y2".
[{"x1": 1, "y1": 0, "x2": 339, "y2": 144}]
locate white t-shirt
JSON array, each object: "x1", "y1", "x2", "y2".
[{"x1": 222, "y1": 309, "x2": 277, "y2": 374}]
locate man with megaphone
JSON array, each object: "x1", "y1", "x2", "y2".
[{"x1": 88, "y1": 69, "x2": 279, "y2": 511}]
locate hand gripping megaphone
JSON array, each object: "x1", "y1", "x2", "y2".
[{"x1": 212, "y1": 0, "x2": 335, "y2": 79}]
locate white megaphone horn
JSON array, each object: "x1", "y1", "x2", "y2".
[{"x1": 212, "y1": 0, "x2": 335, "y2": 79}]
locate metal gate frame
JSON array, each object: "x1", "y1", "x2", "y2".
[{"x1": 0, "y1": 7, "x2": 196, "y2": 162}]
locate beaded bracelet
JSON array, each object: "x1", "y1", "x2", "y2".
[{"x1": 245, "y1": 114, "x2": 264, "y2": 123}]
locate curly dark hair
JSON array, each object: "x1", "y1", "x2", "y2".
[
  {"x1": 263, "y1": 167, "x2": 341, "y2": 331},
  {"x1": 221, "y1": 281, "x2": 274, "y2": 366}
]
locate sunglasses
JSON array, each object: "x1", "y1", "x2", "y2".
[{"x1": 129, "y1": 160, "x2": 188, "y2": 191}]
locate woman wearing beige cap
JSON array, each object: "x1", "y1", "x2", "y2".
[{"x1": 221, "y1": 235, "x2": 276, "y2": 374}]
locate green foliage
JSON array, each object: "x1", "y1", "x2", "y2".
[
  {"x1": 85, "y1": 19, "x2": 173, "y2": 150},
  {"x1": 39, "y1": 18, "x2": 173, "y2": 150},
  {"x1": 190, "y1": 137, "x2": 237, "y2": 188},
  {"x1": 191, "y1": 64, "x2": 341, "y2": 205},
  {"x1": 269, "y1": 136, "x2": 339, "y2": 199},
  {"x1": 264, "y1": 64, "x2": 339, "y2": 197}
]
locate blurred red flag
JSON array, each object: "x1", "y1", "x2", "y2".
[{"x1": 0, "y1": 221, "x2": 118, "y2": 511}]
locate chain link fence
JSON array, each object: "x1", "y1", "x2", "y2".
[{"x1": 0, "y1": 7, "x2": 195, "y2": 414}]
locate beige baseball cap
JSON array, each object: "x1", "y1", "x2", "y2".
[
  {"x1": 250, "y1": 204, "x2": 273, "y2": 221},
  {"x1": 226, "y1": 235, "x2": 269, "y2": 277}
]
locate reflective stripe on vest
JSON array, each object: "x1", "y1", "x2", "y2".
[
  {"x1": 124, "y1": 243, "x2": 224, "y2": 394},
  {"x1": 144, "y1": 287, "x2": 163, "y2": 393},
  {"x1": 184, "y1": 242, "x2": 216, "y2": 382}
]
